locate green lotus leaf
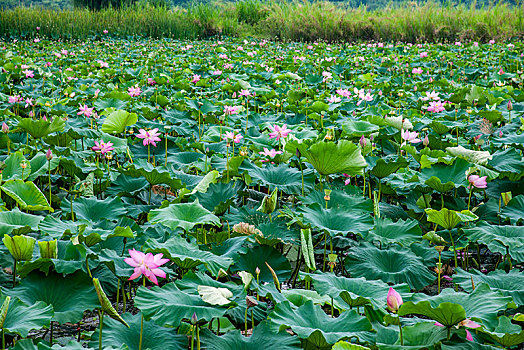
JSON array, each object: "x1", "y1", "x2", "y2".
[
  {"x1": 269, "y1": 300, "x2": 374, "y2": 347},
  {"x1": 1, "y1": 180, "x2": 53, "y2": 212},
  {"x1": 376, "y1": 321, "x2": 452, "y2": 349},
  {"x1": 6, "y1": 271, "x2": 99, "y2": 324},
  {"x1": 342, "y1": 119, "x2": 379, "y2": 137},
  {"x1": 193, "y1": 181, "x2": 241, "y2": 215},
  {"x1": 454, "y1": 268, "x2": 524, "y2": 306},
  {"x1": 76, "y1": 225, "x2": 133, "y2": 247},
  {"x1": 90, "y1": 312, "x2": 187, "y2": 350},
  {"x1": 368, "y1": 156, "x2": 409, "y2": 179},
  {"x1": 2, "y1": 151, "x2": 30, "y2": 181},
  {"x1": 26, "y1": 152, "x2": 60, "y2": 182},
  {"x1": 232, "y1": 245, "x2": 291, "y2": 283},
  {"x1": 0, "y1": 295, "x2": 53, "y2": 338},
  {"x1": 398, "y1": 301, "x2": 466, "y2": 328},
  {"x1": 446, "y1": 146, "x2": 492, "y2": 165},
  {"x1": 93, "y1": 278, "x2": 129, "y2": 328},
  {"x1": 3, "y1": 234, "x2": 35, "y2": 261},
  {"x1": 364, "y1": 217, "x2": 423, "y2": 246},
  {"x1": 298, "y1": 203, "x2": 374, "y2": 237},
  {"x1": 144, "y1": 236, "x2": 232, "y2": 275},
  {"x1": 190, "y1": 170, "x2": 220, "y2": 195},
  {"x1": 148, "y1": 201, "x2": 220, "y2": 231},
  {"x1": 488, "y1": 148, "x2": 524, "y2": 180},
  {"x1": 286, "y1": 140, "x2": 367, "y2": 176},
  {"x1": 121, "y1": 158, "x2": 183, "y2": 188},
  {"x1": 399, "y1": 283, "x2": 513, "y2": 329},
  {"x1": 310, "y1": 273, "x2": 411, "y2": 308},
  {"x1": 101, "y1": 109, "x2": 138, "y2": 134},
  {"x1": 300, "y1": 190, "x2": 373, "y2": 211},
  {"x1": 479, "y1": 316, "x2": 524, "y2": 348},
  {"x1": 201, "y1": 321, "x2": 301, "y2": 349},
  {"x1": 198, "y1": 285, "x2": 234, "y2": 306},
  {"x1": 462, "y1": 222, "x2": 524, "y2": 256},
  {"x1": 0, "y1": 296, "x2": 9, "y2": 328},
  {"x1": 16, "y1": 116, "x2": 65, "y2": 139},
  {"x1": 241, "y1": 162, "x2": 315, "y2": 195},
  {"x1": 135, "y1": 283, "x2": 229, "y2": 327},
  {"x1": 332, "y1": 341, "x2": 370, "y2": 350},
  {"x1": 38, "y1": 240, "x2": 57, "y2": 259},
  {"x1": 419, "y1": 158, "x2": 470, "y2": 192},
  {"x1": 500, "y1": 195, "x2": 524, "y2": 225},
  {"x1": 257, "y1": 187, "x2": 278, "y2": 215},
  {"x1": 425, "y1": 208, "x2": 478, "y2": 230},
  {"x1": 281, "y1": 288, "x2": 344, "y2": 309},
  {"x1": 62, "y1": 196, "x2": 127, "y2": 222},
  {"x1": 345, "y1": 243, "x2": 435, "y2": 290}
]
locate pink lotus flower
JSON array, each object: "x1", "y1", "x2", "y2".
[
  {"x1": 223, "y1": 131, "x2": 243, "y2": 144},
  {"x1": 224, "y1": 105, "x2": 240, "y2": 115},
  {"x1": 128, "y1": 85, "x2": 142, "y2": 97},
  {"x1": 124, "y1": 249, "x2": 169, "y2": 285},
  {"x1": 435, "y1": 319, "x2": 481, "y2": 341},
  {"x1": 103, "y1": 29, "x2": 108, "y2": 34},
  {"x1": 259, "y1": 147, "x2": 282, "y2": 158},
  {"x1": 489, "y1": 39, "x2": 495, "y2": 44},
  {"x1": 343, "y1": 173, "x2": 351, "y2": 186},
  {"x1": 92, "y1": 140, "x2": 114, "y2": 155},
  {"x1": 421, "y1": 91, "x2": 440, "y2": 101},
  {"x1": 412, "y1": 67, "x2": 423, "y2": 74},
  {"x1": 8, "y1": 95, "x2": 21, "y2": 104},
  {"x1": 401, "y1": 129, "x2": 422, "y2": 143},
  {"x1": 147, "y1": 78, "x2": 156, "y2": 85},
  {"x1": 468, "y1": 175, "x2": 487, "y2": 189},
  {"x1": 2, "y1": 122, "x2": 9, "y2": 133},
  {"x1": 420, "y1": 51, "x2": 428, "y2": 58},
  {"x1": 386, "y1": 287, "x2": 403, "y2": 313},
  {"x1": 269, "y1": 124, "x2": 292, "y2": 141},
  {"x1": 136, "y1": 128, "x2": 161, "y2": 147},
  {"x1": 23, "y1": 70, "x2": 34, "y2": 78},
  {"x1": 327, "y1": 95, "x2": 341, "y2": 103},
  {"x1": 427, "y1": 100, "x2": 446, "y2": 113},
  {"x1": 191, "y1": 74, "x2": 201, "y2": 83},
  {"x1": 336, "y1": 89, "x2": 351, "y2": 98},
  {"x1": 239, "y1": 89, "x2": 251, "y2": 97},
  {"x1": 77, "y1": 104, "x2": 93, "y2": 117},
  {"x1": 24, "y1": 98, "x2": 33, "y2": 108}
]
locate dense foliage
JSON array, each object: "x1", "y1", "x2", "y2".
[
  {"x1": 0, "y1": 36, "x2": 523, "y2": 349},
  {"x1": 1, "y1": 1, "x2": 523, "y2": 42}
]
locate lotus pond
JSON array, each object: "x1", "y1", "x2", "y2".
[{"x1": 0, "y1": 37, "x2": 523, "y2": 350}]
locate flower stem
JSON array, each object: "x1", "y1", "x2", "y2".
[
  {"x1": 98, "y1": 311, "x2": 103, "y2": 350},
  {"x1": 467, "y1": 187, "x2": 473, "y2": 210},
  {"x1": 399, "y1": 322, "x2": 403, "y2": 346},
  {"x1": 449, "y1": 229, "x2": 458, "y2": 268}
]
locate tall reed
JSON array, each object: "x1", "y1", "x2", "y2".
[{"x1": 0, "y1": 0, "x2": 522, "y2": 42}]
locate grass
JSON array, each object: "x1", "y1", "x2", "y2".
[{"x1": 0, "y1": 0, "x2": 522, "y2": 42}]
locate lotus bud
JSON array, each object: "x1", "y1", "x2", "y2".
[
  {"x1": 507, "y1": 100, "x2": 513, "y2": 111},
  {"x1": 386, "y1": 287, "x2": 403, "y2": 313},
  {"x1": 191, "y1": 312, "x2": 198, "y2": 325},
  {"x1": 3, "y1": 234, "x2": 36, "y2": 261},
  {"x1": 2, "y1": 122, "x2": 8, "y2": 134},
  {"x1": 296, "y1": 148, "x2": 301, "y2": 159},
  {"x1": 46, "y1": 149, "x2": 53, "y2": 161},
  {"x1": 246, "y1": 295, "x2": 258, "y2": 309},
  {"x1": 359, "y1": 135, "x2": 367, "y2": 147},
  {"x1": 423, "y1": 134, "x2": 429, "y2": 146},
  {"x1": 38, "y1": 239, "x2": 57, "y2": 259},
  {"x1": 255, "y1": 267, "x2": 261, "y2": 276}
]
